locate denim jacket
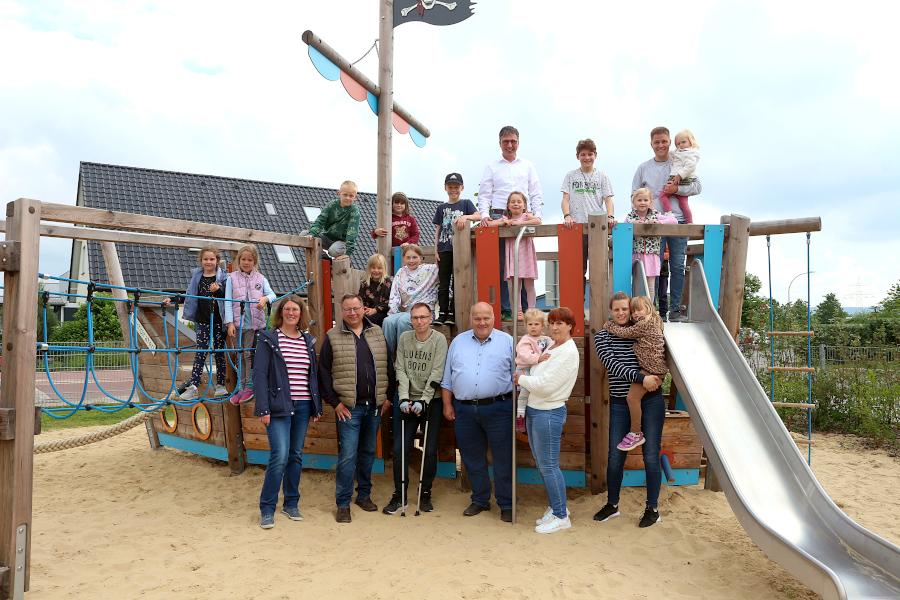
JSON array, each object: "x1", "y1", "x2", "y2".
[
  {"x1": 181, "y1": 267, "x2": 228, "y2": 323},
  {"x1": 252, "y1": 328, "x2": 322, "y2": 418}
]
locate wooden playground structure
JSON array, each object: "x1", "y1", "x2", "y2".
[{"x1": 0, "y1": 197, "x2": 820, "y2": 598}]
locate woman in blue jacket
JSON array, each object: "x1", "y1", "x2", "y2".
[{"x1": 253, "y1": 294, "x2": 322, "y2": 529}]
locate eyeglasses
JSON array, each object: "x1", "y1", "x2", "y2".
[
  {"x1": 342, "y1": 306, "x2": 363, "y2": 313},
  {"x1": 411, "y1": 315, "x2": 431, "y2": 321}
]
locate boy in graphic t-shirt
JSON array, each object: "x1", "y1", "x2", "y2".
[{"x1": 432, "y1": 172, "x2": 481, "y2": 326}]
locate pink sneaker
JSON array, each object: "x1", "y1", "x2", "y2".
[
  {"x1": 229, "y1": 389, "x2": 255, "y2": 405},
  {"x1": 617, "y1": 432, "x2": 645, "y2": 451}
]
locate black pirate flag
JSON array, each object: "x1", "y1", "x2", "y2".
[{"x1": 393, "y1": 0, "x2": 476, "y2": 27}]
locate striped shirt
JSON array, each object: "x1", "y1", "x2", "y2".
[
  {"x1": 277, "y1": 330, "x2": 312, "y2": 402},
  {"x1": 592, "y1": 329, "x2": 643, "y2": 404}
]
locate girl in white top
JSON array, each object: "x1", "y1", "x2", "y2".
[{"x1": 659, "y1": 129, "x2": 701, "y2": 224}]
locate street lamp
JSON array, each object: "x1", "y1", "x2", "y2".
[{"x1": 787, "y1": 271, "x2": 815, "y2": 304}]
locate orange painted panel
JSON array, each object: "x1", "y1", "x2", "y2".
[
  {"x1": 557, "y1": 224, "x2": 585, "y2": 336},
  {"x1": 475, "y1": 226, "x2": 501, "y2": 328}
]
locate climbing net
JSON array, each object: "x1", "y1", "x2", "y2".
[{"x1": 34, "y1": 273, "x2": 309, "y2": 420}]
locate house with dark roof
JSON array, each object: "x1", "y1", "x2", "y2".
[{"x1": 68, "y1": 162, "x2": 443, "y2": 295}]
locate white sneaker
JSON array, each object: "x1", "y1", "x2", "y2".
[
  {"x1": 179, "y1": 384, "x2": 198, "y2": 400},
  {"x1": 214, "y1": 385, "x2": 227, "y2": 397},
  {"x1": 535, "y1": 515, "x2": 572, "y2": 534},
  {"x1": 535, "y1": 507, "x2": 571, "y2": 526}
]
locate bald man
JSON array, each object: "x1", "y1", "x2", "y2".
[{"x1": 441, "y1": 302, "x2": 515, "y2": 522}]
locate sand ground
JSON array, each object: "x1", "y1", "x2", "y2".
[{"x1": 28, "y1": 428, "x2": 900, "y2": 599}]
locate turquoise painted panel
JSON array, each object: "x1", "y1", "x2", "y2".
[
  {"x1": 366, "y1": 91, "x2": 378, "y2": 115},
  {"x1": 611, "y1": 223, "x2": 633, "y2": 294},
  {"x1": 308, "y1": 46, "x2": 340, "y2": 81},
  {"x1": 487, "y1": 466, "x2": 586, "y2": 488},
  {"x1": 703, "y1": 225, "x2": 725, "y2": 309},
  {"x1": 158, "y1": 433, "x2": 228, "y2": 461},
  {"x1": 244, "y1": 449, "x2": 384, "y2": 474},
  {"x1": 393, "y1": 246, "x2": 402, "y2": 274},
  {"x1": 622, "y1": 468, "x2": 700, "y2": 487}
]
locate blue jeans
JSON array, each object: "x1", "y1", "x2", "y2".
[
  {"x1": 659, "y1": 233, "x2": 687, "y2": 314},
  {"x1": 335, "y1": 402, "x2": 381, "y2": 508},
  {"x1": 453, "y1": 397, "x2": 513, "y2": 509},
  {"x1": 382, "y1": 312, "x2": 412, "y2": 355},
  {"x1": 606, "y1": 392, "x2": 665, "y2": 509},
  {"x1": 259, "y1": 400, "x2": 313, "y2": 514},
  {"x1": 526, "y1": 405, "x2": 568, "y2": 519}
]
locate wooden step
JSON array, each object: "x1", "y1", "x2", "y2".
[
  {"x1": 767, "y1": 366, "x2": 815, "y2": 373},
  {"x1": 767, "y1": 331, "x2": 814, "y2": 337}
]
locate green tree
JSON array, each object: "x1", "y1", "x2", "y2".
[
  {"x1": 49, "y1": 294, "x2": 124, "y2": 343},
  {"x1": 877, "y1": 280, "x2": 900, "y2": 315},
  {"x1": 815, "y1": 293, "x2": 847, "y2": 325},
  {"x1": 741, "y1": 273, "x2": 769, "y2": 333}
]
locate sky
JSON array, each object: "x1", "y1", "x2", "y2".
[{"x1": 1, "y1": 0, "x2": 898, "y2": 308}]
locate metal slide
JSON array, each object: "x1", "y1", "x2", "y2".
[{"x1": 661, "y1": 260, "x2": 900, "y2": 600}]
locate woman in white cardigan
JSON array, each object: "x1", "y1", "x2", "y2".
[{"x1": 515, "y1": 307, "x2": 580, "y2": 534}]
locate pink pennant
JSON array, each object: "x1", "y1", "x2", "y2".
[
  {"x1": 392, "y1": 111, "x2": 410, "y2": 134},
  {"x1": 340, "y1": 71, "x2": 367, "y2": 102}
]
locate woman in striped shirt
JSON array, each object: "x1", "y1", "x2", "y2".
[
  {"x1": 253, "y1": 295, "x2": 322, "y2": 529},
  {"x1": 592, "y1": 291, "x2": 666, "y2": 528}
]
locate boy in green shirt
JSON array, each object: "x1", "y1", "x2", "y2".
[
  {"x1": 307, "y1": 180, "x2": 362, "y2": 258},
  {"x1": 383, "y1": 302, "x2": 448, "y2": 515}
]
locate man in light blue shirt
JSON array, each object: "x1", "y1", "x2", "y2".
[{"x1": 441, "y1": 302, "x2": 515, "y2": 522}]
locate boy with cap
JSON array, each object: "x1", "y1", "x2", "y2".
[{"x1": 432, "y1": 173, "x2": 480, "y2": 325}]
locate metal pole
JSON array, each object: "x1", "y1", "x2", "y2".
[
  {"x1": 376, "y1": 1, "x2": 394, "y2": 262},
  {"x1": 510, "y1": 225, "x2": 532, "y2": 526}
]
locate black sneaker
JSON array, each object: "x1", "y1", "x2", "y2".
[
  {"x1": 592, "y1": 503, "x2": 620, "y2": 522},
  {"x1": 419, "y1": 492, "x2": 433, "y2": 513},
  {"x1": 433, "y1": 315, "x2": 444, "y2": 326},
  {"x1": 443, "y1": 315, "x2": 455, "y2": 326},
  {"x1": 382, "y1": 495, "x2": 404, "y2": 515},
  {"x1": 668, "y1": 310, "x2": 687, "y2": 323},
  {"x1": 638, "y1": 506, "x2": 661, "y2": 528}
]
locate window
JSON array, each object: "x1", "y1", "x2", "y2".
[
  {"x1": 264, "y1": 202, "x2": 277, "y2": 216},
  {"x1": 273, "y1": 245, "x2": 297, "y2": 264},
  {"x1": 302, "y1": 206, "x2": 321, "y2": 222}
]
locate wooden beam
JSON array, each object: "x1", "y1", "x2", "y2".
[
  {"x1": 452, "y1": 224, "x2": 475, "y2": 331},
  {"x1": 492, "y1": 222, "x2": 712, "y2": 240},
  {"x1": 724, "y1": 216, "x2": 822, "y2": 236},
  {"x1": 330, "y1": 256, "x2": 353, "y2": 327},
  {"x1": 718, "y1": 214, "x2": 750, "y2": 340},
  {"x1": 0, "y1": 241, "x2": 20, "y2": 272},
  {"x1": 305, "y1": 239, "x2": 325, "y2": 353},
  {"x1": 536, "y1": 251, "x2": 558, "y2": 262},
  {"x1": 38, "y1": 202, "x2": 315, "y2": 249},
  {"x1": 772, "y1": 402, "x2": 816, "y2": 409},
  {"x1": 767, "y1": 331, "x2": 815, "y2": 337},
  {"x1": 375, "y1": 4, "x2": 394, "y2": 262},
  {"x1": 0, "y1": 409, "x2": 13, "y2": 441},
  {"x1": 587, "y1": 214, "x2": 610, "y2": 494},
  {"x1": 0, "y1": 198, "x2": 41, "y2": 596},
  {"x1": 0, "y1": 220, "x2": 248, "y2": 251}
]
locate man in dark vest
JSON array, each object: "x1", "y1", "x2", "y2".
[{"x1": 320, "y1": 293, "x2": 392, "y2": 523}]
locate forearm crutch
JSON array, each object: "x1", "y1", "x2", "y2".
[
  {"x1": 414, "y1": 410, "x2": 430, "y2": 516},
  {"x1": 400, "y1": 416, "x2": 407, "y2": 517}
]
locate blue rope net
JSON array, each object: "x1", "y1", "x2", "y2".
[{"x1": 35, "y1": 273, "x2": 309, "y2": 419}]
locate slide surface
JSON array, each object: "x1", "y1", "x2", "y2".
[{"x1": 663, "y1": 261, "x2": 900, "y2": 600}]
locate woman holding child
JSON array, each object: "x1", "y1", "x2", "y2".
[
  {"x1": 592, "y1": 292, "x2": 666, "y2": 528},
  {"x1": 515, "y1": 307, "x2": 581, "y2": 534}
]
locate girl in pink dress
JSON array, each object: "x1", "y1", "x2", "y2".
[
  {"x1": 489, "y1": 191, "x2": 541, "y2": 318},
  {"x1": 627, "y1": 188, "x2": 677, "y2": 301}
]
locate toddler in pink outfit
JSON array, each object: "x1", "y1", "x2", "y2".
[{"x1": 515, "y1": 309, "x2": 554, "y2": 432}]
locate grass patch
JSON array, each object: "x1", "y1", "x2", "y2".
[{"x1": 40, "y1": 407, "x2": 141, "y2": 431}]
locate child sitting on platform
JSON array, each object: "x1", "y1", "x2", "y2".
[
  {"x1": 306, "y1": 180, "x2": 362, "y2": 259},
  {"x1": 603, "y1": 295, "x2": 668, "y2": 451},
  {"x1": 359, "y1": 253, "x2": 392, "y2": 327},
  {"x1": 515, "y1": 308, "x2": 553, "y2": 433},
  {"x1": 225, "y1": 244, "x2": 277, "y2": 404}
]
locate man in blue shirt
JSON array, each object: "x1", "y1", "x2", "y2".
[{"x1": 441, "y1": 302, "x2": 515, "y2": 522}]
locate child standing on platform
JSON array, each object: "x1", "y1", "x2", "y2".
[
  {"x1": 372, "y1": 192, "x2": 421, "y2": 248},
  {"x1": 659, "y1": 129, "x2": 701, "y2": 224},
  {"x1": 490, "y1": 191, "x2": 541, "y2": 318},
  {"x1": 171, "y1": 246, "x2": 228, "y2": 400},
  {"x1": 515, "y1": 308, "x2": 553, "y2": 432},
  {"x1": 359, "y1": 253, "x2": 392, "y2": 327},
  {"x1": 603, "y1": 296, "x2": 668, "y2": 451},
  {"x1": 225, "y1": 244, "x2": 277, "y2": 404},
  {"x1": 306, "y1": 180, "x2": 362, "y2": 258},
  {"x1": 432, "y1": 172, "x2": 480, "y2": 325},
  {"x1": 627, "y1": 188, "x2": 677, "y2": 302}
]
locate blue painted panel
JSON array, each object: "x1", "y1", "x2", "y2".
[
  {"x1": 308, "y1": 46, "x2": 340, "y2": 81},
  {"x1": 158, "y1": 433, "x2": 228, "y2": 461},
  {"x1": 392, "y1": 246, "x2": 402, "y2": 274},
  {"x1": 366, "y1": 91, "x2": 378, "y2": 115},
  {"x1": 703, "y1": 225, "x2": 725, "y2": 309},
  {"x1": 622, "y1": 468, "x2": 700, "y2": 487},
  {"x1": 674, "y1": 391, "x2": 687, "y2": 411},
  {"x1": 244, "y1": 449, "x2": 384, "y2": 474},
  {"x1": 486, "y1": 466, "x2": 586, "y2": 488},
  {"x1": 435, "y1": 461, "x2": 457, "y2": 479},
  {"x1": 611, "y1": 223, "x2": 633, "y2": 294}
]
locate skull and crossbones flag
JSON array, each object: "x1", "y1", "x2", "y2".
[{"x1": 394, "y1": 0, "x2": 476, "y2": 27}]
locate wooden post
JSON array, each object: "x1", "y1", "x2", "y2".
[
  {"x1": 331, "y1": 256, "x2": 353, "y2": 322},
  {"x1": 587, "y1": 214, "x2": 610, "y2": 494},
  {"x1": 718, "y1": 214, "x2": 750, "y2": 340},
  {"x1": 0, "y1": 199, "x2": 41, "y2": 598},
  {"x1": 304, "y1": 238, "x2": 325, "y2": 352},
  {"x1": 375, "y1": 0, "x2": 394, "y2": 262},
  {"x1": 452, "y1": 225, "x2": 474, "y2": 330}
]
